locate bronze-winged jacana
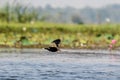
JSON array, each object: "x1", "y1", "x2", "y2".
[{"x1": 44, "y1": 39, "x2": 61, "y2": 52}]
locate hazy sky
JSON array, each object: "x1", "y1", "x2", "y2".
[{"x1": 0, "y1": 0, "x2": 120, "y2": 8}]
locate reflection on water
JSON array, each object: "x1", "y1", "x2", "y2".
[{"x1": 0, "y1": 50, "x2": 120, "y2": 80}]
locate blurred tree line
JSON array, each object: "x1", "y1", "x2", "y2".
[
  {"x1": 0, "y1": 2, "x2": 39, "y2": 23},
  {"x1": 0, "y1": 1, "x2": 120, "y2": 24},
  {"x1": 0, "y1": 2, "x2": 83, "y2": 24}
]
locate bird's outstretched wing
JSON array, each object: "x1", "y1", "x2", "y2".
[
  {"x1": 44, "y1": 47, "x2": 58, "y2": 52},
  {"x1": 51, "y1": 39, "x2": 61, "y2": 47}
]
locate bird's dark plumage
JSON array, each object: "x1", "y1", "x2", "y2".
[
  {"x1": 19, "y1": 36, "x2": 28, "y2": 41},
  {"x1": 52, "y1": 39, "x2": 61, "y2": 47},
  {"x1": 45, "y1": 47, "x2": 59, "y2": 52},
  {"x1": 44, "y1": 39, "x2": 61, "y2": 52}
]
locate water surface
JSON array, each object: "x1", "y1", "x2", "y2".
[{"x1": 0, "y1": 49, "x2": 120, "y2": 80}]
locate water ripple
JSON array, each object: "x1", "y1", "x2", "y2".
[{"x1": 0, "y1": 52, "x2": 119, "y2": 80}]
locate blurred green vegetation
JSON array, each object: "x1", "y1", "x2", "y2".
[{"x1": 0, "y1": 21, "x2": 120, "y2": 49}]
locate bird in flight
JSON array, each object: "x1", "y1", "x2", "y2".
[{"x1": 44, "y1": 39, "x2": 61, "y2": 52}]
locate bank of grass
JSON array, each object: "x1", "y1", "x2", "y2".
[{"x1": 0, "y1": 21, "x2": 120, "y2": 49}]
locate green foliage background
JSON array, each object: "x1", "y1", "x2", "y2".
[{"x1": 0, "y1": 21, "x2": 120, "y2": 49}]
